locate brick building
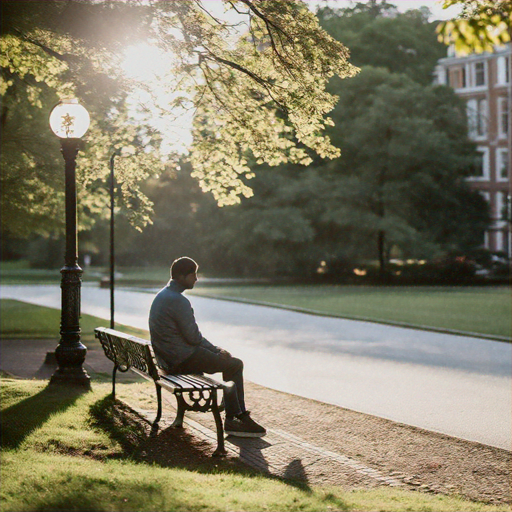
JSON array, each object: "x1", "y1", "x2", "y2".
[{"x1": 434, "y1": 44, "x2": 511, "y2": 255}]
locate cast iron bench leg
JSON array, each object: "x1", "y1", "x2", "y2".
[
  {"x1": 112, "y1": 365, "x2": 118, "y2": 398},
  {"x1": 211, "y1": 389, "x2": 226, "y2": 457},
  {"x1": 154, "y1": 384, "x2": 162, "y2": 424},
  {"x1": 171, "y1": 392, "x2": 186, "y2": 428}
]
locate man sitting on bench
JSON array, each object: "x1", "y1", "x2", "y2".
[{"x1": 149, "y1": 256, "x2": 266, "y2": 438}]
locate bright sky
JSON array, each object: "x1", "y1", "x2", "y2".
[
  {"x1": 121, "y1": 0, "x2": 461, "y2": 154},
  {"x1": 311, "y1": 0, "x2": 462, "y2": 20}
]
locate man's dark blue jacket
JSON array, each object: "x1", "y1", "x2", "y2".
[{"x1": 149, "y1": 280, "x2": 220, "y2": 372}]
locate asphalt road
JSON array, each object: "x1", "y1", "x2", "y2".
[{"x1": 2, "y1": 283, "x2": 511, "y2": 450}]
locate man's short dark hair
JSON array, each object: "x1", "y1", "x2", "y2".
[{"x1": 171, "y1": 257, "x2": 198, "y2": 279}]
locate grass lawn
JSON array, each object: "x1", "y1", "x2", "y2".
[
  {"x1": 0, "y1": 260, "x2": 96, "y2": 285},
  {"x1": 0, "y1": 299, "x2": 148, "y2": 344},
  {"x1": 0, "y1": 261, "x2": 169, "y2": 286},
  {"x1": 1, "y1": 377, "x2": 507, "y2": 512},
  {"x1": 191, "y1": 284, "x2": 512, "y2": 340}
]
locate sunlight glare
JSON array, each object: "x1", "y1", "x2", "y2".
[
  {"x1": 121, "y1": 42, "x2": 194, "y2": 153},
  {"x1": 121, "y1": 43, "x2": 172, "y2": 81}
]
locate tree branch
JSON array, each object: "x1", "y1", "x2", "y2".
[
  {"x1": 227, "y1": 1, "x2": 250, "y2": 16},
  {"x1": 193, "y1": 0, "x2": 226, "y2": 29},
  {"x1": 203, "y1": 51, "x2": 268, "y2": 87},
  {"x1": 238, "y1": 1, "x2": 298, "y2": 80},
  {"x1": 13, "y1": 27, "x2": 72, "y2": 63},
  {"x1": 202, "y1": 51, "x2": 288, "y2": 113},
  {"x1": 199, "y1": 63, "x2": 274, "y2": 146},
  {"x1": 239, "y1": 0, "x2": 293, "y2": 44}
]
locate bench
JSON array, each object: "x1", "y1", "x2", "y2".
[{"x1": 94, "y1": 327, "x2": 226, "y2": 456}]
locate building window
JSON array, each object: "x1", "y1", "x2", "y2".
[
  {"x1": 479, "y1": 192, "x2": 491, "y2": 249},
  {"x1": 497, "y1": 231, "x2": 504, "y2": 252},
  {"x1": 474, "y1": 62, "x2": 486, "y2": 86},
  {"x1": 497, "y1": 55, "x2": 510, "y2": 85},
  {"x1": 497, "y1": 149, "x2": 509, "y2": 181},
  {"x1": 468, "y1": 147, "x2": 489, "y2": 180},
  {"x1": 436, "y1": 67, "x2": 448, "y2": 85},
  {"x1": 471, "y1": 152, "x2": 484, "y2": 178},
  {"x1": 495, "y1": 192, "x2": 504, "y2": 223},
  {"x1": 467, "y1": 99, "x2": 476, "y2": 137},
  {"x1": 450, "y1": 68, "x2": 464, "y2": 88},
  {"x1": 484, "y1": 231, "x2": 490, "y2": 250},
  {"x1": 495, "y1": 192, "x2": 510, "y2": 226},
  {"x1": 503, "y1": 192, "x2": 511, "y2": 223},
  {"x1": 498, "y1": 97, "x2": 509, "y2": 138},
  {"x1": 467, "y1": 98, "x2": 488, "y2": 138},
  {"x1": 496, "y1": 231, "x2": 509, "y2": 254},
  {"x1": 477, "y1": 99, "x2": 487, "y2": 136}
]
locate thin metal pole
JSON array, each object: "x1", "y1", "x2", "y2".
[
  {"x1": 109, "y1": 152, "x2": 116, "y2": 329},
  {"x1": 508, "y1": 43, "x2": 512, "y2": 259}
]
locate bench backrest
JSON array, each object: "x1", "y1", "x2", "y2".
[{"x1": 95, "y1": 327, "x2": 160, "y2": 381}]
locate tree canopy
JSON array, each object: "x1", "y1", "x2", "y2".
[
  {"x1": 316, "y1": 1, "x2": 446, "y2": 85},
  {"x1": 1, "y1": 0, "x2": 358, "y2": 239},
  {"x1": 322, "y1": 67, "x2": 488, "y2": 270},
  {"x1": 1, "y1": 1, "x2": 164, "y2": 236},
  {"x1": 436, "y1": 0, "x2": 512, "y2": 55},
  {"x1": 100, "y1": 66, "x2": 489, "y2": 277}
]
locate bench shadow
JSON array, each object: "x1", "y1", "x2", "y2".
[
  {"x1": 90, "y1": 397, "x2": 314, "y2": 494},
  {"x1": 1, "y1": 384, "x2": 86, "y2": 449},
  {"x1": 89, "y1": 396, "x2": 251, "y2": 474},
  {"x1": 282, "y1": 458, "x2": 312, "y2": 493}
]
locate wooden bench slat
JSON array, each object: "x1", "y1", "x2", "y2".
[
  {"x1": 196, "y1": 374, "x2": 226, "y2": 387},
  {"x1": 161, "y1": 374, "x2": 223, "y2": 391},
  {"x1": 160, "y1": 374, "x2": 203, "y2": 390}
]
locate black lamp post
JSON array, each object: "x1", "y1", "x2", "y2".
[{"x1": 49, "y1": 99, "x2": 91, "y2": 388}]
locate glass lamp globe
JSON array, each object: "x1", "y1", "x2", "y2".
[{"x1": 49, "y1": 99, "x2": 90, "y2": 139}]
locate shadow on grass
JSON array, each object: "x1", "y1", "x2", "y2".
[
  {"x1": 1, "y1": 384, "x2": 87, "y2": 449},
  {"x1": 89, "y1": 396, "x2": 148, "y2": 457},
  {"x1": 90, "y1": 396, "x2": 244, "y2": 472},
  {"x1": 90, "y1": 395, "x2": 332, "y2": 500},
  {"x1": 89, "y1": 395, "x2": 319, "y2": 496},
  {"x1": 27, "y1": 493, "x2": 113, "y2": 512}
]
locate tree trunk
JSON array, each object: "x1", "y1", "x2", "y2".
[{"x1": 378, "y1": 230, "x2": 386, "y2": 279}]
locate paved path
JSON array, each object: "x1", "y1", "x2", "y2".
[{"x1": 1, "y1": 284, "x2": 511, "y2": 450}]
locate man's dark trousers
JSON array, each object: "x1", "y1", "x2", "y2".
[{"x1": 174, "y1": 346, "x2": 246, "y2": 418}]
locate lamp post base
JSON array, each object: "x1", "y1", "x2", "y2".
[
  {"x1": 49, "y1": 367, "x2": 91, "y2": 389},
  {"x1": 50, "y1": 329, "x2": 91, "y2": 389},
  {"x1": 49, "y1": 262, "x2": 91, "y2": 389}
]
